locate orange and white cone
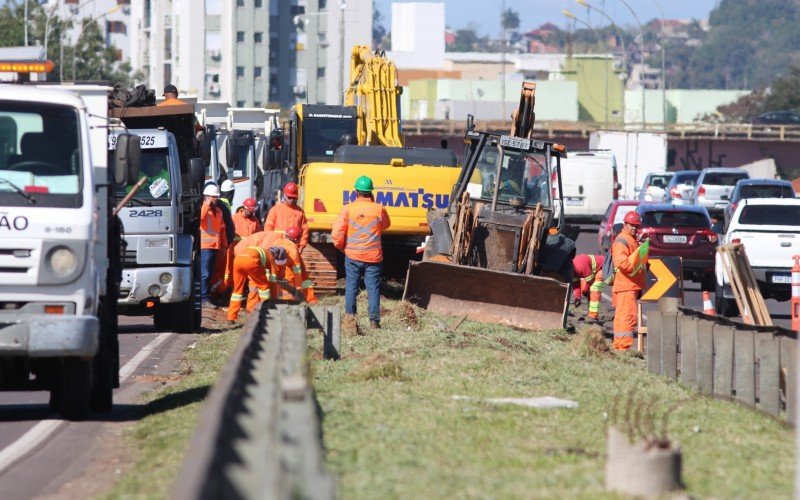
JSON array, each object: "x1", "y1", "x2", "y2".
[{"x1": 702, "y1": 291, "x2": 715, "y2": 316}]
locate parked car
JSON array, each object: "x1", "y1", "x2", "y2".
[
  {"x1": 636, "y1": 204, "x2": 718, "y2": 290},
  {"x1": 638, "y1": 172, "x2": 674, "y2": 202},
  {"x1": 597, "y1": 200, "x2": 642, "y2": 254},
  {"x1": 557, "y1": 150, "x2": 620, "y2": 222},
  {"x1": 715, "y1": 198, "x2": 800, "y2": 316},
  {"x1": 753, "y1": 110, "x2": 800, "y2": 125},
  {"x1": 690, "y1": 168, "x2": 750, "y2": 217},
  {"x1": 723, "y1": 178, "x2": 796, "y2": 230},
  {"x1": 663, "y1": 170, "x2": 701, "y2": 205}
]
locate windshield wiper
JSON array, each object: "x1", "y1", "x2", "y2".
[
  {"x1": 0, "y1": 179, "x2": 35, "y2": 204},
  {"x1": 126, "y1": 197, "x2": 152, "y2": 207}
]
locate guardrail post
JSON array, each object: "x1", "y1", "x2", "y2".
[
  {"x1": 307, "y1": 306, "x2": 341, "y2": 360},
  {"x1": 646, "y1": 310, "x2": 662, "y2": 375},
  {"x1": 781, "y1": 337, "x2": 797, "y2": 424}
]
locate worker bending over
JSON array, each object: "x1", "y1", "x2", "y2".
[
  {"x1": 611, "y1": 212, "x2": 649, "y2": 350},
  {"x1": 226, "y1": 245, "x2": 286, "y2": 323},
  {"x1": 226, "y1": 197, "x2": 263, "y2": 288},
  {"x1": 572, "y1": 253, "x2": 605, "y2": 320},
  {"x1": 264, "y1": 182, "x2": 309, "y2": 252},
  {"x1": 268, "y1": 226, "x2": 318, "y2": 304}
]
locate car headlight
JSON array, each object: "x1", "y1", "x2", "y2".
[{"x1": 49, "y1": 247, "x2": 78, "y2": 277}]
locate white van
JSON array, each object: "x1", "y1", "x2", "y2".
[{"x1": 556, "y1": 150, "x2": 619, "y2": 222}]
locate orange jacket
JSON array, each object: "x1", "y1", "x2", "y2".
[
  {"x1": 264, "y1": 202, "x2": 309, "y2": 251},
  {"x1": 272, "y1": 237, "x2": 304, "y2": 276},
  {"x1": 611, "y1": 232, "x2": 646, "y2": 292},
  {"x1": 232, "y1": 211, "x2": 263, "y2": 245},
  {"x1": 157, "y1": 98, "x2": 188, "y2": 107},
  {"x1": 200, "y1": 200, "x2": 225, "y2": 250},
  {"x1": 331, "y1": 197, "x2": 391, "y2": 263}
]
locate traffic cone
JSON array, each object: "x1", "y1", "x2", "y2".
[
  {"x1": 791, "y1": 255, "x2": 800, "y2": 332},
  {"x1": 702, "y1": 291, "x2": 715, "y2": 316}
]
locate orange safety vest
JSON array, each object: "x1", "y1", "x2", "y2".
[
  {"x1": 200, "y1": 201, "x2": 224, "y2": 250},
  {"x1": 611, "y1": 232, "x2": 646, "y2": 292},
  {"x1": 332, "y1": 197, "x2": 391, "y2": 263},
  {"x1": 232, "y1": 211, "x2": 262, "y2": 245},
  {"x1": 264, "y1": 202, "x2": 309, "y2": 250}
]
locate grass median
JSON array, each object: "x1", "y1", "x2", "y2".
[
  {"x1": 310, "y1": 296, "x2": 794, "y2": 498},
  {"x1": 103, "y1": 325, "x2": 240, "y2": 500}
]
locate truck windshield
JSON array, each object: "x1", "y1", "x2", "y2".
[
  {"x1": 113, "y1": 148, "x2": 172, "y2": 204},
  {"x1": 0, "y1": 102, "x2": 82, "y2": 208},
  {"x1": 739, "y1": 205, "x2": 800, "y2": 226},
  {"x1": 301, "y1": 118, "x2": 357, "y2": 163},
  {"x1": 473, "y1": 145, "x2": 551, "y2": 207}
]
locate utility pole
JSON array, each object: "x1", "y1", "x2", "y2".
[
  {"x1": 339, "y1": 0, "x2": 347, "y2": 104},
  {"x1": 24, "y1": 0, "x2": 29, "y2": 46},
  {"x1": 501, "y1": 0, "x2": 506, "y2": 120},
  {"x1": 616, "y1": 0, "x2": 646, "y2": 128}
]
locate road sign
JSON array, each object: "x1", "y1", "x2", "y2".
[{"x1": 641, "y1": 256, "x2": 683, "y2": 302}]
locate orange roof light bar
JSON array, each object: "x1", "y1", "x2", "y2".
[{"x1": 0, "y1": 60, "x2": 55, "y2": 74}]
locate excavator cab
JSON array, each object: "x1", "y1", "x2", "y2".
[{"x1": 403, "y1": 82, "x2": 575, "y2": 331}]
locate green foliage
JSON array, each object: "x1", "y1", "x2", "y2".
[
  {"x1": 764, "y1": 65, "x2": 800, "y2": 111},
  {"x1": 501, "y1": 8, "x2": 520, "y2": 32},
  {"x1": 449, "y1": 24, "x2": 488, "y2": 52}
]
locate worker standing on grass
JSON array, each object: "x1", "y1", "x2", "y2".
[
  {"x1": 572, "y1": 254, "x2": 605, "y2": 320},
  {"x1": 200, "y1": 184, "x2": 226, "y2": 309},
  {"x1": 209, "y1": 180, "x2": 236, "y2": 303},
  {"x1": 264, "y1": 182, "x2": 309, "y2": 252},
  {"x1": 226, "y1": 245, "x2": 285, "y2": 323},
  {"x1": 332, "y1": 176, "x2": 391, "y2": 330},
  {"x1": 611, "y1": 212, "x2": 649, "y2": 351}
]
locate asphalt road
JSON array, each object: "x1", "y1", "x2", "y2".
[
  {"x1": 0, "y1": 315, "x2": 198, "y2": 499},
  {"x1": 572, "y1": 224, "x2": 794, "y2": 330}
]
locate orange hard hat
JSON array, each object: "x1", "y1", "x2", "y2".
[
  {"x1": 623, "y1": 211, "x2": 642, "y2": 226},
  {"x1": 243, "y1": 197, "x2": 257, "y2": 211},
  {"x1": 285, "y1": 226, "x2": 302, "y2": 242},
  {"x1": 283, "y1": 182, "x2": 299, "y2": 198}
]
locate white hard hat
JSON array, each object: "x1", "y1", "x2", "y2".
[
  {"x1": 220, "y1": 179, "x2": 235, "y2": 193},
  {"x1": 203, "y1": 184, "x2": 221, "y2": 197}
]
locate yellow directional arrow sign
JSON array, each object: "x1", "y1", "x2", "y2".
[{"x1": 641, "y1": 258, "x2": 679, "y2": 301}]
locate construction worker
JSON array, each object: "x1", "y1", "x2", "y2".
[
  {"x1": 157, "y1": 84, "x2": 187, "y2": 106},
  {"x1": 264, "y1": 182, "x2": 309, "y2": 252},
  {"x1": 226, "y1": 245, "x2": 285, "y2": 323},
  {"x1": 200, "y1": 184, "x2": 226, "y2": 308},
  {"x1": 572, "y1": 254, "x2": 605, "y2": 320},
  {"x1": 209, "y1": 180, "x2": 236, "y2": 301},
  {"x1": 225, "y1": 197, "x2": 263, "y2": 289},
  {"x1": 611, "y1": 211, "x2": 649, "y2": 351},
  {"x1": 332, "y1": 176, "x2": 391, "y2": 329},
  {"x1": 269, "y1": 226, "x2": 318, "y2": 304}
]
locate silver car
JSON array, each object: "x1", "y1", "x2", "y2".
[
  {"x1": 663, "y1": 170, "x2": 701, "y2": 205},
  {"x1": 690, "y1": 168, "x2": 749, "y2": 217}
]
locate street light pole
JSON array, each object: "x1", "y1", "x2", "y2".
[
  {"x1": 616, "y1": 0, "x2": 646, "y2": 128},
  {"x1": 651, "y1": 0, "x2": 668, "y2": 130},
  {"x1": 564, "y1": 9, "x2": 610, "y2": 126},
  {"x1": 339, "y1": 0, "x2": 347, "y2": 105},
  {"x1": 501, "y1": 0, "x2": 506, "y2": 120}
]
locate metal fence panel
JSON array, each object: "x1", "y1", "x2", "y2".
[
  {"x1": 679, "y1": 315, "x2": 698, "y2": 386},
  {"x1": 662, "y1": 312, "x2": 679, "y2": 380},
  {"x1": 713, "y1": 324, "x2": 735, "y2": 399},
  {"x1": 696, "y1": 319, "x2": 715, "y2": 396},
  {"x1": 757, "y1": 334, "x2": 781, "y2": 417},
  {"x1": 734, "y1": 329, "x2": 756, "y2": 406},
  {"x1": 647, "y1": 311, "x2": 663, "y2": 375},
  {"x1": 780, "y1": 337, "x2": 797, "y2": 424}
]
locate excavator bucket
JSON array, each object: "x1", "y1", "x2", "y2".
[{"x1": 403, "y1": 261, "x2": 570, "y2": 331}]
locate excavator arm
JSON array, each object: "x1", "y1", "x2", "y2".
[{"x1": 345, "y1": 45, "x2": 404, "y2": 147}]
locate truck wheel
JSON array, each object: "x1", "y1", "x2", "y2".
[
  {"x1": 171, "y1": 298, "x2": 197, "y2": 333},
  {"x1": 91, "y1": 299, "x2": 116, "y2": 413},
  {"x1": 715, "y1": 283, "x2": 739, "y2": 317},
  {"x1": 58, "y1": 358, "x2": 92, "y2": 421}
]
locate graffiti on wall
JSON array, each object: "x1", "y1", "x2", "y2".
[{"x1": 668, "y1": 140, "x2": 728, "y2": 169}]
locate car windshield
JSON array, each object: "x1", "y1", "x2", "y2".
[
  {"x1": 301, "y1": 117, "x2": 357, "y2": 163},
  {"x1": 648, "y1": 174, "x2": 672, "y2": 189},
  {"x1": 613, "y1": 205, "x2": 638, "y2": 225},
  {"x1": 474, "y1": 145, "x2": 551, "y2": 207},
  {"x1": 738, "y1": 205, "x2": 800, "y2": 226},
  {"x1": 739, "y1": 184, "x2": 794, "y2": 199},
  {"x1": 642, "y1": 210, "x2": 709, "y2": 228},
  {"x1": 113, "y1": 148, "x2": 172, "y2": 203},
  {"x1": 702, "y1": 172, "x2": 748, "y2": 186},
  {"x1": 674, "y1": 173, "x2": 699, "y2": 186},
  {"x1": 0, "y1": 101, "x2": 82, "y2": 207}
]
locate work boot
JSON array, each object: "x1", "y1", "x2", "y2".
[
  {"x1": 202, "y1": 299, "x2": 219, "y2": 310},
  {"x1": 343, "y1": 314, "x2": 358, "y2": 335},
  {"x1": 370, "y1": 320, "x2": 381, "y2": 329}
]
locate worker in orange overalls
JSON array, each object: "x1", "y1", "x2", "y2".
[
  {"x1": 226, "y1": 245, "x2": 286, "y2": 322},
  {"x1": 332, "y1": 176, "x2": 391, "y2": 329},
  {"x1": 156, "y1": 84, "x2": 188, "y2": 106},
  {"x1": 611, "y1": 211, "x2": 648, "y2": 350},
  {"x1": 268, "y1": 226, "x2": 318, "y2": 304},
  {"x1": 200, "y1": 184, "x2": 225, "y2": 308},
  {"x1": 225, "y1": 197, "x2": 263, "y2": 287},
  {"x1": 572, "y1": 254, "x2": 605, "y2": 320},
  {"x1": 209, "y1": 180, "x2": 235, "y2": 301},
  {"x1": 264, "y1": 182, "x2": 309, "y2": 252}
]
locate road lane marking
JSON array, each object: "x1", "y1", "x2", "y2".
[{"x1": 0, "y1": 332, "x2": 175, "y2": 475}]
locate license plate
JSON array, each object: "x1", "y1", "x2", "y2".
[
  {"x1": 663, "y1": 235, "x2": 687, "y2": 244},
  {"x1": 715, "y1": 202, "x2": 728, "y2": 208},
  {"x1": 565, "y1": 198, "x2": 584, "y2": 206},
  {"x1": 771, "y1": 274, "x2": 791, "y2": 284},
  {"x1": 499, "y1": 135, "x2": 531, "y2": 150}
]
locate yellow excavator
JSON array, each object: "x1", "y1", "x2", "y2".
[
  {"x1": 403, "y1": 82, "x2": 576, "y2": 330},
  {"x1": 278, "y1": 45, "x2": 462, "y2": 292}
]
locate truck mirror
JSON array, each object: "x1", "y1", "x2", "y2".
[
  {"x1": 113, "y1": 133, "x2": 141, "y2": 186},
  {"x1": 226, "y1": 140, "x2": 239, "y2": 169},
  {"x1": 189, "y1": 158, "x2": 205, "y2": 193},
  {"x1": 200, "y1": 133, "x2": 211, "y2": 166}
]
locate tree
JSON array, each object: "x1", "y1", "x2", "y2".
[
  {"x1": 501, "y1": 8, "x2": 520, "y2": 33},
  {"x1": 450, "y1": 25, "x2": 487, "y2": 52},
  {"x1": 764, "y1": 65, "x2": 800, "y2": 111}
]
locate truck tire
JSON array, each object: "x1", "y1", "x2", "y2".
[
  {"x1": 91, "y1": 298, "x2": 116, "y2": 413},
  {"x1": 715, "y1": 283, "x2": 738, "y2": 317},
  {"x1": 58, "y1": 358, "x2": 92, "y2": 421}
]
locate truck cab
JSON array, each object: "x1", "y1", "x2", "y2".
[{"x1": 109, "y1": 128, "x2": 199, "y2": 332}]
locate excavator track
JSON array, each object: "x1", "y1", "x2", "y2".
[{"x1": 304, "y1": 242, "x2": 339, "y2": 294}]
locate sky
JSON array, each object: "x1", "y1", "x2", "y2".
[{"x1": 374, "y1": 0, "x2": 720, "y2": 36}]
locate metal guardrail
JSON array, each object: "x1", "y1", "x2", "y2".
[
  {"x1": 648, "y1": 298, "x2": 797, "y2": 423},
  {"x1": 402, "y1": 119, "x2": 800, "y2": 142},
  {"x1": 174, "y1": 303, "x2": 340, "y2": 499}
]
